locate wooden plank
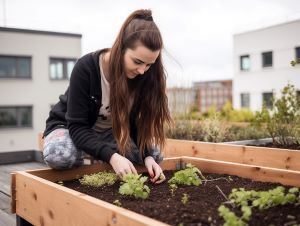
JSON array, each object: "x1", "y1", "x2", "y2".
[
  {"x1": 159, "y1": 157, "x2": 181, "y2": 170},
  {"x1": 12, "y1": 157, "x2": 300, "y2": 226},
  {"x1": 0, "y1": 179, "x2": 15, "y2": 226},
  {"x1": 24, "y1": 157, "x2": 181, "y2": 182},
  {"x1": 15, "y1": 172, "x2": 169, "y2": 226},
  {"x1": 164, "y1": 139, "x2": 300, "y2": 171},
  {"x1": 181, "y1": 156, "x2": 300, "y2": 187},
  {"x1": 11, "y1": 173, "x2": 16, "y2": 214},
  {"x1": 0, "y1": 178, "x2": 11, "y2": 197},
  {"x1": 164, "y1": 139, "x2": 246, "y2": 162},
  {"x1": 0, "y1": 162, "x2": 47, "y2": 195},
  {"x1": 0, "y1": 209, "x2": 15, "y2": 226},
  {"x1": 243, "y1": 146, "x2": 300, "y2": 170},
  {"x1": 0, "y1": 192, "x2": 11, "y2": 213},
  {"x1": 26, "y1": 163, "x2": 114, "y2": 182}
]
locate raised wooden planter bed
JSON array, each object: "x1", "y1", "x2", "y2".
[
  {"x1": 11, "y1": 156, "x2": 300, "y2": 226},
  {"x1": 164, "y1": 139, "x2": 300, "y2": 171}
]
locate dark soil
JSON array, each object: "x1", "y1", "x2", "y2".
[
  {"x1": 63, "y1": 171, "x2": 300, "y2": 226},
  {"x1": 248, "y1": 142, "x2": 300, "y2": 150}
]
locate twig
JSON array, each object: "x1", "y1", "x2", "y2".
[
  {"x1": 203, "y1": 177, "x2": 231, "y2": 186},
  {"x1": 215, "y1": 185, "x2": 235, "y2": 208},
  {"x1": 283, "y1": 221, "x2": 297, "y2": 226}
]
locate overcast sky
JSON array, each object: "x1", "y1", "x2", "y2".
[{"x1": 1, "y1": 0, "x2": 300, "y2": 87}]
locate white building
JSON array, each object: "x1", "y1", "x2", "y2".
[
  {"x1": 167, "y1": 87, "x2": 195, "y2": 115},
  {"x1": 0, "y1": 27, "x2": 81, "y2": 152},
  {"x1": 233, "y1": 19, "x2": 300, "y2": 111}
]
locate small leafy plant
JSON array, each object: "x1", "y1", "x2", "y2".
[
  {"x1": 168, "y1": 163, "x2": 205, "y2": 186},
  {"x1": 113, "y1": 199, "x2": 122, "y2": 207},
  {"x1": 79, "y1": 171, "x2": 118, "y2": 187},
  {"x1": 181, "y1": 193, "x2": 189, "y2": 205},
  {"x1": 169, "y1": 183, "x2": 178, "y2": 196},
  {"x1": 253, "y1": 83, "x2": 300, "y2": 147},
  {"x1": 202, "y1": 114, "x2": 228, "y2": 143},
  {"x1": 218, "y1": 186, "x2": 300, "y2": 226},
  {"x1": 218, "y1": 205, "x2": 248, "y2": 226},
  {"x1": 119, "y1": 174, "x2": 150, "y2": 199}
]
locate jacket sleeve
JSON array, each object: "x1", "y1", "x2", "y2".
[{"x1": 66, "y1": 58, "x2": 117, "y2": 163}]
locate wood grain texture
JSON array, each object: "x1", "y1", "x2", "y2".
[
  {"x1": 164, "y1": 139, "x2": 300, "y2": 171},
  {"x1": 182, "y1": 156, "x2": 300, "y2": 187},
  {"x1": 15, "y1": 172, "x2": 168, "y2": 226}
]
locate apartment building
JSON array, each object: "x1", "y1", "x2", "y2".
[
  {"x1": 0, "y1": 27, "x2": 81, "y2": 152},
  {"x1": 193, "y1": 80, "x2": 232, "y2": 112},
  {"x1": 233, "y1": 19, "x2": 300, "y2": 111},
  {"x1": 167, "y1": 87, "x2": 196, "y2": 115}
]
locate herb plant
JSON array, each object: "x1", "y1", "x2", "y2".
[
  {"x1": 218, "y1": 205, "x2": 247, "y2": 226},
  {"x1": 253, "y1": 83, "x2": 300, "y2": 147},
  {"x1": 119, "y1": 174, "x2": 150, "y2": 199},
  {"x1": 229, "y1": 186, "x2": 298, "y2": 210},
  {"x1": 113, "y1": 199, "x2": 122, "y2": 207},
  {"x1": 181, "y1": 193, "x2": 189, "y2": 205},
  {"x1": 218, "y1": 186, "x2": 300, "y2": 226},
  {"x1": 79, "y1": 171, "x2": 118, "y2": 187},
  {"x1": 168, "y1": 163, "x2": 205, "y2": 186},
  {"x1": 169, "y1": 183, "x2": 178, "y2": 196}
]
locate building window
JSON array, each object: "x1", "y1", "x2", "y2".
[
  {"x1": 240, "y1": 55, "x2": 250, "y2": 71},
  {"x1": 296, "y1": 47, "x2": 300, "y2": 61},
  {"x1": 262, "y1": 92, "x2": 273, "y2": 109},
  {"x1": 50, "y1": 58, "x2": 76, "y2": 80},
  {"x1": 240, "y1": 93, "x2": 250, "y2": 108},
  {"x1": 0, "y1": 56, "x2": 31, "y2": 78},
  {"x1": 262, "y1": 51, "x2": 273, "y2": 67},
  {"x1": 0, "y1": 106, "x2": 32, "y2": 128}
]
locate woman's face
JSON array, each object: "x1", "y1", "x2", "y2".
[{"x1": 123, "y1": 44, "x2": 160, "y2": 79}]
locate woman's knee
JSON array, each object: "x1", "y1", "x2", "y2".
[
  {"x1": 43, "y1": 144, "x2": 83, "y2": 169},
  {"x1": 43, "y1": 129, "x2": 83, "y2": 170}
]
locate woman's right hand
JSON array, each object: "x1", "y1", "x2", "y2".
[{"x1": 109, "y1": 153, "x2": 137, "y2": 178}]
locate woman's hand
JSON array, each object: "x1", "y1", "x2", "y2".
[
  {"x1": 144, "y1": 156, "x2": 166, "y2": 184},
  {"x1": 109, "y1": 153, "x2": 137, "y2": 178}
]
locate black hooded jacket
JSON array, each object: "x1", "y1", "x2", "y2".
[{"x1": 43, "y1": 49, "x2": 143, "y2": 163}]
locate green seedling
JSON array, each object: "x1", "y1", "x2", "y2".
[
  {"x1": 169, "y1": 183, "x2": 178, "y2": 196},
  {"x1": 113, "y1": 199, "x2": 122, "y2": 207},
  {"x1": 79, "y1": 171, "x2": 118, "y2": 187},
  {"x1": 168, "y1": 163, "x2": 205, "y2": 186},
  {"x1": 230, "y1": 186, "x2": 298, "y2": 210},
  {"x1": 181, "y1": 193, "x2": 189, "y2": 205},
  {"x1": 219, "y1": 186, "x2": 300, "y2": 226},
  {"x1": 119, "y1": 174, "x2": 150, "y2": 199},
  {"x1": 218, "y1": 205, "x2": 247, "y2": 226}
]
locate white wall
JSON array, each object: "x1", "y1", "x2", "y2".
[
  {"x1": 0, "y1": 29, "x2": 81, "y2": 152},
  {"x1": 233, "y1": 20, "x2": 300, "y2": 111}
]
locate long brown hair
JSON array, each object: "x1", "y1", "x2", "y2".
[{"x1": 108, "y1": 9, "x2": 172, "y2": 156}]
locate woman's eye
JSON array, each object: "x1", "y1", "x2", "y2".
[{"x1": 134, "y1": 60, "x2": 142, "y2": 65}]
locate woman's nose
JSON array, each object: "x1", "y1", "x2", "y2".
[{"x1": 137, "y1": 65, "x2": 146, "y2": 74}]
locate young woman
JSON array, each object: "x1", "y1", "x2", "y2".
[{"x1": 43, "y1": 9, "x2": 171, "y2": 184}]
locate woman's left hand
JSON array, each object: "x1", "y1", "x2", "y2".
[{"x1": 144, "y1": 156, "x2": 166, "y2": 184}]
